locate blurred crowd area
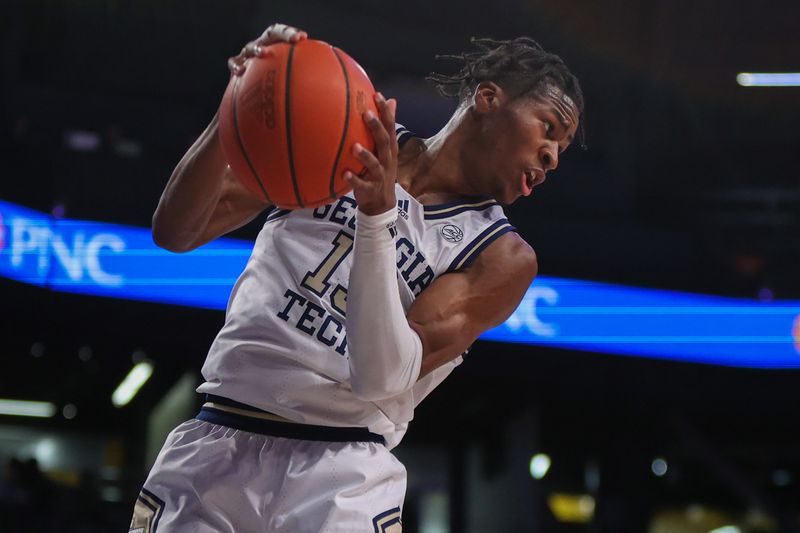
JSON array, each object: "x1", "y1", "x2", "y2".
[{"x1": 0, "y1": 456, "x2": 130, "y2": 532}]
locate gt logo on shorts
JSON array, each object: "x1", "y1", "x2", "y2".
[
  {"x1": 129, "y1": 488, "x2": 165, "y2": 533},
  {"x1": 372, "y1": 507, "x2": 402, "y2": 532}
]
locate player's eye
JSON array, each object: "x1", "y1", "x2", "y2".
[{"x1": 544, "y1": 120, "x2": 554, "y2": 135}]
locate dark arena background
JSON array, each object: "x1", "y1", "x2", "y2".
[{"x1": 2, "y1": 1, "x2": 800, "y2": 531}]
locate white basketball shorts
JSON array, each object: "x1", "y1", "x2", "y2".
[{"x1": 129, "y1": 398, "x2": 406, "y2": 532}]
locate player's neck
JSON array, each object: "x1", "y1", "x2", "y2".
[{"x1": 397, "y1": 105, "x2": 484, "y2": 205}]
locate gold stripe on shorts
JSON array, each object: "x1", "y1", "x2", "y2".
[{"x1": 202, "y1": 402, "x2": 293, "y2": 423}]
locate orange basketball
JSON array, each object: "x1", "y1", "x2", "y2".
[{"x1": 218, "y1": 39, "x2": 379, "y2": 209}]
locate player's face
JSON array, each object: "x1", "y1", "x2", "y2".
[{"x1": 479, "y1": 85, "x2": 580, "y2": 204}]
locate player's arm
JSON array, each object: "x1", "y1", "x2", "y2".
[
  {"x1": 346, "y1": 223, "x2": 535, "y2": 399},
  {"x1": 152, "y1": 24, "x2": 307, "y2": 253},
  {"x1": 346, "y1": 93, "x2": 424, "y2": 401},
  {"x1": 407, "y1": 232, "x2": 537, "y2": 377},
  {"x1": 152, "y1": 113, "x2": 268, "y2": 253},
  {"x1": 345, "y1": 94, "x2": 535, "y2": 399}
]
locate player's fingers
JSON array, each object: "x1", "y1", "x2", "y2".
[
  {"x1": 374, "y1": 94, "x2": 398, "y2": 157},
  {"x1": 228, "y1": 43, "x2": 256, "y2": 75},
  {"x1": 245, "y1": 41, "x2": 264, "y2": 57},
  {"x1": 352, "y1": 143, "x2": 383, "y2": 181},
  {"x1": 289, "y1": 31, "x2": 309, "y2": 43},
  {"x1": 228, "y1": 55, "x2": 246, "y2": 76},
  {"x1": 230, "y1": 24, "x2": 308, "y2": 76},
  {"x1": 343, "y1": 170, "x2": 372, "y2": 191},
  {"x1": 231, "y1": 24, "x2": 308, "y2": 76},
  {"x1": 258, "y1": 23, "x2": 308, "y2": 45},
  {"x1": 364, "y1": 110, "x2": 392, "y2": 169},
  {"x1": 387, "y1": 99, "x2": 398, "y2": 157},
  {"x1": 259, "y1": 23, "x2": 289, "y2": 42}
]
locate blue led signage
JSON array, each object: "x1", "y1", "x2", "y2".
[
  {"x1": 0, "y1": 200, "x2": 251, "y2": 310},
  {"x1": 1, "y1": 199, "x2": 798, "y2": 368},
  {"x1": 483, "y1": 279, "x2": 800, "y2": 368}
]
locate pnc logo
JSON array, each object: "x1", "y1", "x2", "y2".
[
  {"x1": 505, "y1": 286, "x2": 559, "y2": 337},
  {"x1": 9, "y1": 216, "x2": 126, "y2": 287},
  {"x1": 793, "y1": 315, "x2": 800, "y2": 354}
]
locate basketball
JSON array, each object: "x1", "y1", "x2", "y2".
[{"x1": 218, "y1": 39, "x2": 379, "y2": 209}]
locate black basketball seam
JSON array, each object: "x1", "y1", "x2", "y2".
[
  {"x1": 285, "y1": 43, "x2": 304, "y2": 208},
  {"x1": 329, "y1": 47, "x2": 351, "y2": 201},
  {"x1": 232, "y1": 75, "x2": 272, "y2": 204}
]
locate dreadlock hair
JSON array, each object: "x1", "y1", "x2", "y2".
[{"x1": 426, "y1": 36, "x2": 586, "y2": 148}]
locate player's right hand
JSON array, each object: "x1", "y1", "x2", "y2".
[
  {"x1": 227, "y1": 23, "x2": 308, "y2": 76},
  {"x1": 346, "y1": 93, "x2": 399, "y2": 217}
]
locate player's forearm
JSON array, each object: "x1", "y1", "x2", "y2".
[
  {"x1": 347, "y1": 208, "x2": 422, "y2": 401},
  {"x1": 152, "y1": 112, "x2": 229, "y2": 252}
]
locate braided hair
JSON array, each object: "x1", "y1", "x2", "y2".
[{"x1": 426, "y1": 37, "x2": 586, "y2": 147}]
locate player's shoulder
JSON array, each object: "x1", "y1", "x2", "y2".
[
  {"x1": 468, "y1": 230, "x2": 538, "y2": 283},
  {"x1": 395, "y1": 123, "x2": 413, "y2": 142},
  {"x1": 395, "y1": 122, "x2": 424, "y2": 162}
]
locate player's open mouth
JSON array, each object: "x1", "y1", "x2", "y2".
[
  {"x1": 521, "y1": 171, "x2": 533, "y2": 196},
  {"x1": 521, "y1": 169, "x2": 543, "y2": 196}
]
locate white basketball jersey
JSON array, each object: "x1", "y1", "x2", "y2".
[{"x1": 198, "y1": 125, "x2": 516, "y2": 449}]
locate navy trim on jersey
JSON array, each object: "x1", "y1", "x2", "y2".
[
  {"x1": 423, "y1": 198, "x2": 499, "y2": 220},
  {"x1": 395, "y1": 123, "x2": 414, "y2": 148},
  {"x1": 397, "y1": 130, "x2": 413, "y2": 147},
  {"x1": 138, "y1": 487, "x2": 165, "y2": 532},
  {"x1": 422, "y1": 197, "x2": 494, "y2": 211},
  {"x1": 447, "y1": 218, "x2": 517, "y2": 272},
  {"x1": 372, "y1": 507, "x2": 402, "y2": 532},
  {"x1": 266, "y1": 207, "x2": 292, "y2": 222},
  {"x1": 198, "y1": 395, "x2": 386, "y2": 444}
]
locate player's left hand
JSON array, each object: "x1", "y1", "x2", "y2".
[
  {"x1": 228, "y1": 23, "x2": 309, "y2": 76},
  {"x1": 345, "y1": 93, "x2": 399, "y2": 216}
]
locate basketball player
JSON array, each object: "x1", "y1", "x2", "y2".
[{"x1": 130, "y1": 23, "x2": 582, "y2": 532}]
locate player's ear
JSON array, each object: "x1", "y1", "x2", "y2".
[{"x1": 472, "y1": 81, "x2": 503, "y2": 114}]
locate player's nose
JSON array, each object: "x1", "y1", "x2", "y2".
[{"x1": 540, "y1": 143, "x2": 559, "y2": 172}]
